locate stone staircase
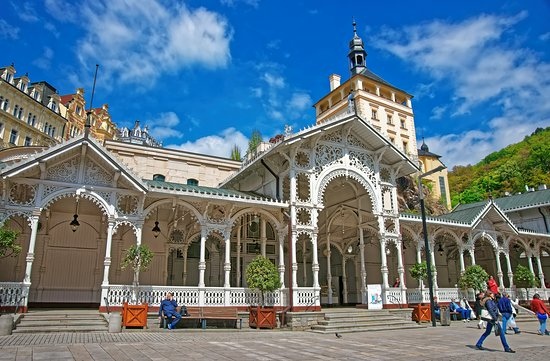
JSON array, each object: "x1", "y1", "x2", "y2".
[
  {"x1": 310, "y1": 308, "x2": 426, "y2": 334},
  {"x1": 13, "y1": 309, "x2": 108, "y2": 333}
]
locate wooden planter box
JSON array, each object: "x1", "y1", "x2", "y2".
[
  {"x1": 249, "y1": 306, "x2": 276, "y2": 329},
  {"x1": 122, "y1": 302, "x2": 148, "y2": 328},
  {"x1": 412, "y1": 304, "x2": 431, "y2": 322}
]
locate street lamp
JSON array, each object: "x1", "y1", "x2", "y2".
[{"x1": 418, "y1": 165, "x2": 446, "y2": 327}]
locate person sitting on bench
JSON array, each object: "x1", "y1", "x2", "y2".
[
  {"x1": 450, "y1": 298, "x2": 471, "y2": 322},
  {"x1": 158, "y1": 292, "x2": 187, "y2": 329}
]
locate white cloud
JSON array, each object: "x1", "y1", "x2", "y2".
[
  {"x1": 374, "y1": 12, "x2": 550, "y2": 167},
  {"x1": 430, "y1": 106, "x2": 446, "y2": 120},
  {"x1": 18, "y1": 2, "x2": 39, "y2": 22},
  {"x1": 32, "y1": 47, "x2": 54, "y2": 70},
  {"x1": 44, "y1": 0, "x2": 79, "y2": 23},
  {"x1": 145, "y1": 112, "x2": 185, "y2": 140},
  {"x1": 262, "y1": 73, "x2": 285, "y2": 89},
  {"x1": 166, "y1": 127, "x2": 249, "y2": 158},
  {"x1": 220, "y1": 0, "x2": 260, "y2": 8},
  {"x1": 0, "y1": 20, "x2": 19, "y2": 39},
  {"x1": 67, "y1": 1, "x2": 232, "y2": 89}
]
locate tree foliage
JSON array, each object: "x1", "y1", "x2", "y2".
[
  {"x1": 230, "y1": 144, "x2": 241, "y2": 161},
  {"x1": 458, "y1": 265, "x2": 489, "y2": 292},
  {"x1": 248, "y1": 130, "x2": 263, "y2": 155},
  {"x1": 514, "y1": 264, "x2": 536, "y2": 288},
  {"x1": 245, "y1": 255, "x2": 281, "y2": 306},
  {"x1": 448, "y1": 127, "x2": 550, "y2": 207},
  {"x1": 409, "y1": 261, "x2": 428, "y2": 283},
  {"x1": 121, "y1": 244, "x2": 154, "y2": 273},
  {"x1": 0, "y1": 226, "x2": 21, "y2": 259}
]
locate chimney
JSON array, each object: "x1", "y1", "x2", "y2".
[{"x1": 329, "y1": 74, "x2": 341, "y2": 91}]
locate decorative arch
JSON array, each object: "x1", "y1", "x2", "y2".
[
  {"x1": 42, "y1": 188, "x2": 111, "y2": 217},
  {"x1": 316, "y1": 168, "x2": 379, "y2": 212}
]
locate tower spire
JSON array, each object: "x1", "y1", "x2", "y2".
[{"x1": 348, "y1": 20, "x2": 367, "y2": 76}]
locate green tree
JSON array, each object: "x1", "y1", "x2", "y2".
[
  {"x1": 514, "y1": 264, "x2": 536, "y2": 299},
  {"x1": 245, "y1": 255, "x2": 281, "y2": 307},
  {"x1": 409, "y1": 261, "x2": 430, "y2": 302},
  {"x1": 458, "y1": 265, "x2": 489, "y2": 293},
  {"x1": 121, "y1": 244, "x2": 154, "y2": 302},
  {"x1": 248, "y1": 130, "x2": 262, "y2": 156},
  {"x1": 0, "y1": 226, "x2": 21, "y2": 259},
  {"x1": 230, "y1": 144, "x2": 241, "y2": 161}
]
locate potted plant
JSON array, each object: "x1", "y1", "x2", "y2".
[
  {"x1": 245, "y1": 255, "x2": 281, "y2": 329},
  {"x1": 514, "y1": 264, "x2": 536, "y2": 300},
  {"x1": 458, "y1": 265, "x2": 489, "y2": 295},
  {"x1": 120, "y1": 244, "x2": 154, "y2": 328},
  {"x1": 409, "y1": 261, "x2": 431, "y2": 322}
]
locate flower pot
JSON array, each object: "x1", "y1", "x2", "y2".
[
  {"x1": 249, "y1": 306, "x2": 276, "y2": 329},
  {"x1": 412, "y1": 304, "x2": 431, "y2": 323},
  {"x1": 122, "y1": 302, "x2": 148, "y2": 328}
]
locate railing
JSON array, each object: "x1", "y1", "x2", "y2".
[
  {"x1": 105, "y1": 285, "x2": 284, "y2": 308},
  {"x1": 386, "y1": 294, "x2": 402, "y2": 308},
  {"x1": 294, "y1": 287, "x2": 318, "y2": 307},
  {"x1": 0, "y1": 282, "x2": 27, "y2": 313}
]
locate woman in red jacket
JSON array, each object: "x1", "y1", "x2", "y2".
[
  {"x1": 487, "y1": 275, "x2": 499, "y2": 295},
  {"x1": 531, "y1": 293, "x2": 550, "y2": 335}
]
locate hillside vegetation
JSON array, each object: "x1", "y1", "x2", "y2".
[{"x1": 448, "y1": 127, "x2": 550, "y2": 207}]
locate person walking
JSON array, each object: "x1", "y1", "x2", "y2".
[
  {"x1": 531, "y1": 293, "x2": 550, "y2": 335},
  {"x1": 474, "y1": 292, "x2": 486, "y2": 329},
  {"x1": 475, "y1": 290, "x2": 515, "y2": 353},
  {"x1": 498, "y1": 293, "x2": 519, "y2": 334},
  {"x1": 507, "y1": 296, "x2": 521, "y2": 334}
]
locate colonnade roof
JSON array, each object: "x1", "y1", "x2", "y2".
[{"x1": 147, "y1": 180, "x2": 287, "y2": 207}]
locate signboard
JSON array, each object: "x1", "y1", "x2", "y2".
[{"x1": 367, "y1": 284, "x2": 383, "y2": 309}]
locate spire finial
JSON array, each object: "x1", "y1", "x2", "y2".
[{"x1": 352, "y1": 18, "x2": 357, "y2": 36}]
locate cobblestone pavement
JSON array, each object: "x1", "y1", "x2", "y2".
[{"x1": 0, "y1": 323, "x2": 549, "y2": 360}]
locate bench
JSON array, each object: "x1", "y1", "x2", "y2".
[
  {"x1": 199, "y1": 307, "x2": 242, "y2": 329},
  {"x1": 161, "y1": 307, "x2": 241, "y2": 329},
  {"x1": 161, "y1": 306, "x2": 201, "y2": 329},
  {"x1": 450, "y1": 311, "x2": 462, "y2": 321}
]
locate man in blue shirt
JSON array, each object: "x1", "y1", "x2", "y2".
[
  {"x1": 449, "y1": 298, "x2": 471, "y2": 321},
  {"x1": 498, "y1": 293, "x2": 519, "y2": 334},
  {"x1": 158, "y1": 292, "x2": 182, "y2": 329}
]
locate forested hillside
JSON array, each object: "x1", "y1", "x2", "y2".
[{"x1": 448, "y1": 127, "x2": 550, "y2": 207}]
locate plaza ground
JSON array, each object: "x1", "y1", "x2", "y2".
[{"x1": 0, "y1": 322, "x2": 548, "y2": 360}]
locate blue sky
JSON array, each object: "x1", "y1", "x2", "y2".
[{"x1": 2, "y1": 0, "x2": 549, "y2": 168}]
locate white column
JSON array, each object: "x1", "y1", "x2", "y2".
[
  {"x1": 416, "y1": 244, "x2": 424, "y2": 290},
  {"x1": 223, "y1": 229, "x2": 231, "y2": 288},
  {"x1": 23, "y1": 214, "x2": 40, "y2": 284},
  {"x1": 198, "y1": 228, "x2": 207, "y2": 287},
  {"x1": 495, "y1": 250, "x2": 504, "y2": 292},
  {"x1": 469, "y1": 248, "x2": 476, "y2": 265},
  {"x1": 278, "y1": 230, "x2": 285, "y2": 288},
  {"x1": 430, "y1": 240, "x2": 439, "y2": 289},
  {"x1": 505, "y1": 252, "x2": 513, "y2": 287},
  {"x1": 302, "y1": 238, "x2": 307, "y2": 285},
  {"x1": 327, "y1": 234, "x2": 333, "y2": 304},
  {"x1": 312, "y1": 232, "x2": 319, "y2": 288},
  {"x1": 260, "y1": 218, "x2": 266, "y2": 257},
  {"x1": 380, "y1": 239, "x2": 389, "y2": 289},
  {"x1": 101, "y1": 221, "x2": 115, "y2": 286},
  {"x1": 536, "y1": 255, "x2": 545, "y2": 289},
  {"x1": 359, "y1": 228, "x2": 367, "y2": 303},
  {"x1": 396, "y1": 239, "x2": 405, "y2": 288},
  {"x1": 528, "y1": 252, "x2": 535, "y2": 275}
]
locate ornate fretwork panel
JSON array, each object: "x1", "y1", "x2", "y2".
[
  {"x1": 296, "y1": 172, "x2": 311, "y2": 202},
  {"x1": 85, "y1": 160, "x2": 113, "y2": 186},
  {"x1": 346, "y1": 133, "x2": 363, "y2": 147},
  {"x1": 43, "y1": 185, "x2": 64, "y2": 200},
  {"x1": 116, "y1": 194, "x2": 139, "y2": 216},
  {"x1": 46, "y1": 157, "x2": 79, "y2": 183},
  {"x1": 296, "y1": 207, "x2": 312, "y2": 226},
  {"x1": 295, "y1": 151, "x2": 310, "y2": 169},
  {"x1": 348, "y1": 150, "x2": 376, "y2": 183},
  {"x1": 320, "y1": 130, "x2": 343, "y2": 143},
  {"x1": 206, "y1": 204, "x2": 227, "y2": 224},
  {"x1": 282, "y1": 175, "x2": 290, "y2": 202},
  {"x1": 169, "y1": 229, "x2": 185, "y2": 244},
  {"x1": 314, "y1": 144, "x2": 344, "y2": 172},
  {"x1": 8, "y1": 183, "x2": 36, "y2": 206},
  {"x1": 379, "y1": 167, "x2": 392, "y2": 183}
]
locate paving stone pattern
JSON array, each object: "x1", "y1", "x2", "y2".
[{"x1": 0, "y1": 323, "x2": 549, "y2": 360}]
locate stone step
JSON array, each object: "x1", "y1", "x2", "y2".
[{"x1": 14, "y1": 309, "x2": 108, "y2": 333}]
